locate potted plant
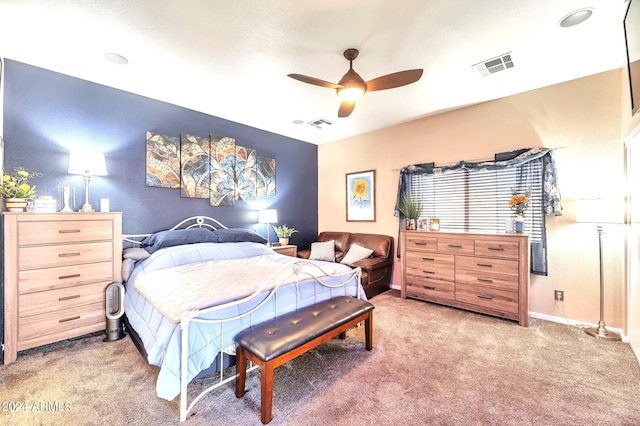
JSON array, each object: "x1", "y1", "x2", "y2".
[
  {"x1": 398, "y1": 193, "x2": 423, "y2": 230},
  {"x1": 272, "y1": 224, "x2": 298, "y2": 245},
  {"x1": 1, "y1": 168, "x2": 41, "y2": 212}
]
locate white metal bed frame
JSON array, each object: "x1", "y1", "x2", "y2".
[{"x1": 122, "y1": 216, "x2": 363, "y2": 421}]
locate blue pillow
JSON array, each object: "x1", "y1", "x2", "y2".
[
  {"x1": 213, "y1": 228, "x2": 267, "y2": 244},
  {"x1": 141, "y1": 228, "x2": 219, "y2": 254}
]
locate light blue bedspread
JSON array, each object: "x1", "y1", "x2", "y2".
[{"x1": 123, "y1": 242, "x2": 364, "y2": 400}]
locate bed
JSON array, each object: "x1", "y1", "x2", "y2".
[{"x1": 122, "y1": 216, "x2": 365, "y2": 421}]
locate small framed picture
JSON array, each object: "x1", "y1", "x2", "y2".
[{"x1": 346, "y1": 170, "x2": 375, "y2": 222}]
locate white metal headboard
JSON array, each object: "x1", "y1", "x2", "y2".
[{"x1": 123, "y1": 215, "x2": 229, "y2": 245}]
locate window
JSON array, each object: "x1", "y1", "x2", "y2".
[
  {"x1": 410, "y1": 161, "x2": 543, "y2": 242},
  {"x1": 396, "y1": 148, "x2": 563, "y2": 275}
]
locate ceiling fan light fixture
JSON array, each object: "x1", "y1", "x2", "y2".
[{"x1": 337, "y1": 86, "x2": 365, "y2": 101}]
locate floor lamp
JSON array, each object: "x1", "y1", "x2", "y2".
[
  {"x1": 576, "y1": 199, "x2": 623, "y2": 341},
  {"x1": 258, "y1": 209, "x2": 278, "y2": 247}
]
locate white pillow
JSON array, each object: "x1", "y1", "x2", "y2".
[
  {"x1": 340, "y1": 243, "x2": 374, "y2": 266},
  {"x1": 309, "y1": 240, "x2": 336, "y2": 262}
]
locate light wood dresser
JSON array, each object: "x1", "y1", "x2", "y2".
[
  {"x1": 3, "y1": 212, "x2": 122, "y2": 364},
  {"x1": 400, "y1": 230, "x2": 529, "y2": 326}
]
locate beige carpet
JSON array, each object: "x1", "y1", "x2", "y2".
[{"x1": 1, "y1": 290, "x2": 639, "y2": 426}]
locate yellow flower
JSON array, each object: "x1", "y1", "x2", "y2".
[
  {"x1": 352, "y1": 179, "x2": 369, "y2": 201},
  {"x1": 17, "y1": 170, "x2": 29, "y2": 177}
]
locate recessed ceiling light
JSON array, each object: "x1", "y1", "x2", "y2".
[
  {"x1": 292, "y1": 119, "x2": 304, "y2": 124},
  {"x1": 559, "y1": 8, "x2": 594, "y2": 28},
  {"x1": 105, "y1": 53, "x2": 129, "y2": 65}
]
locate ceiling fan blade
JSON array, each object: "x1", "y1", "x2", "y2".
[
  {"x1": 366, "y1": 69, "x2": 423, "y2": 92},
  {"x1": 338, "y1": 101, "x2": 356, "y2": 118},
  {"x1": 287, "y1": 74, "x2": 340, "y2": 89}
]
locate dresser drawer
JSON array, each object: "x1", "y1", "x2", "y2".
[
  {"x1": 405, "y1": 235, "x2": 438, "y2": 251},
  {"x1": 18, "y1": 220, "x2": 114, "y2": 245},
  {"x1": 455, "y1": 283, "x2": 519, "y2": 314},
  {"x1": 437, "y1": 238, "x2": 474, "y2": 255},
  {"x1": 474, "y1": 239, "x2": 520, "y2": 259},
  {"x1": 19, "y1": 262, "x2": 114, "y2": 294},
  {"x1": 18, "y1": 302, "x2": 105, "y2": 342},
  {"x1": 19, "y1": 282, "x2": 108, "y2": 317},
  {"x1": 405, "y1": 251, "x2": 454, "y2": 281},
  {"x1": 18, "y1": 241, "x2": 113, "y2": 270},
  {"x1": 455, "y1": 256, "x2": 519, "y2": 290},
  {"x1": 406, "y1": 277, "x2": 455, "y2": 301}
]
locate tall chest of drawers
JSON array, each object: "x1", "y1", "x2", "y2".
[
  {"x1": 400, "y1": 231, "x2": 529, "y2": 326},
  {"x1": 3, "y1": 212, "x2": 122, "y2": 364}
]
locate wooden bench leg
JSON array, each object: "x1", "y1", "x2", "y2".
[
  {"x1": 235, "y1": 346, "x2": 247, "y2": 398},
  {"x1": 365, "y1": 312, "x2": 373, "y2": 351},
  {"x1": 260, "y1": 361, "x2": 274, "y2": 424}
]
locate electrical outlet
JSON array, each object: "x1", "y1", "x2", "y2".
[{"x1": 554, "y1": 289, "x2": 564, "y2": 301}]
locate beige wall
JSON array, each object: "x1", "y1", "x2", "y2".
[{"x1": 319, "y1": 69, "x2": 627, "y2": 331}]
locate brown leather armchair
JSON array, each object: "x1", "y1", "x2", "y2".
[{"x1": 297, "y1": 232, "x2": 394, "y2": 298}]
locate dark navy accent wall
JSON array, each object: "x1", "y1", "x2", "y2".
[
  {"x1": 1, "y1": 60, "x2": 319, "y2": 359},
  {"x1": 2, "y1": 59, "x2": 318, "y2": 240}
]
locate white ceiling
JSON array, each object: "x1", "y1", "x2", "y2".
[{"x1": 0, "y1": 0, "x2": 630, "y2": 144}]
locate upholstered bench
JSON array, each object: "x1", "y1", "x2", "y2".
[{"x1": 234, "y1": 296, "x2": 374, "y2": 424}]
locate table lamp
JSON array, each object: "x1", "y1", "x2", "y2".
[
  {"x1": 259, "y1": 209, "x2": 278, "y2": 246},
  {"x1": 68, "y1": 150, "x2": 107, "y2": 212}
]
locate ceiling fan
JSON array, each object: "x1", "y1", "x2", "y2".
[{"x1": 288, "y1": 48, "x2": 423, "y2": 118}]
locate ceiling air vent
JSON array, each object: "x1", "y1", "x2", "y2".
[
  {"x1": 307, "y1": 118, "x2": 333, "y2": 129},
  {"x1": 472, "y1": 53, "x2": 514, "y2": 77}
]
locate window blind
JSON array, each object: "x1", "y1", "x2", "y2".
[{"x1": 410, "y1": 161, "x2": 544, "y2": 244}]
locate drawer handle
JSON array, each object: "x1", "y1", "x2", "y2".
[
  {"x1": 59, "y1": 252, "x2": 81, "y2": 257},
  {"x1": 59, "y1": 273, "x2": 81, "y2": 280},
  {"x1": 59, "y1": 295, "x2": 81, "y2": 301},
  {"x1": 58, "y1": 229, "x2": 81, "y2": 234},
  {"x1": 422, "y1": 257, "x2": 435, "y2": 261},
  {"x1": 477, "y1": 295, "x2": 493, "y2": 300},
  {"x1": 488, "y1": 247, "x2": 505, "y2": 251},
  {"x1": 422, "y1": 270, "x2": 435, "y2": 275},
  {"x1": 422, "y1": 285, "x2": 436, "y2": 290},
  {"x1": 448, "y1": 244, "x2": 462, "y2": 248},
  {"x1": 414, "y1": 241, "x2": 427, "y2": 246},
  {"x1": 59, "y1": 316, "x2": 81, "y2": 323},
  {"x1": 477, "y1": 278, "x2": 493, "y2": 283},
  {"x1": 477, "y1": 263, "x2": 493, "y2": 268}
]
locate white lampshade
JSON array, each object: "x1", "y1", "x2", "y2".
[
  {"x1": 576, "y1": 199, "x2": 624, "y2": 224},
  {"x1": 68, "y1": 150, "x2": 108, "y2": 176},
  {"x1": 259, "y1": 209, "x2": 278, "y2": 224}
]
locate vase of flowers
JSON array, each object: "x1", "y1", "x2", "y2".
[
  {"x1": 1, "y1": 168, "x2": 41, "y2": 212},
  {"x1": 509, "y1": 192, "x2": 529, "y2": 233}
]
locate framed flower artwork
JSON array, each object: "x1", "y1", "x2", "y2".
[{"x1": 346, "y1": 169, "x2": 375, "y2": 222}]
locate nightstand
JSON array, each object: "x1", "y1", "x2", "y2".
[
  {"x1": 271, "y1": 244, "x2": 297, "y2": 257},
  {"x1": 3, "y1": 212, "x2": 122, "y2": 364}
]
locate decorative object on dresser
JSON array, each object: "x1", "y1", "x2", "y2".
[
  {"x1": 397, "y1": 193, "x2": 422, "y2": 230},
  {"x1": 67, "y1": 149, "x2": 108, "y2": 212},
  {"x1": 271, "y1": 244, "x2": 297, "y2": 257},
  {"x1": 576, "y1": 198, "x2": 624, "y2": 341},
  {"x1": 400, "y1": 230, "x2": 530, "y2": 326},
  {"x1": 1, "y1": 167, "x2": 42, "y2": 211},
  {"x1": 297, "y1": 231, "x2": 394, "y2": 298},
  {"x1": 258, "y1": 208, "x2": 278, "y2": 246},
  {"x1": 3, "y1": 212, "x2": 123, "y2": 364},
  {"x1": 272, "y1": 223, "x2": 298, "y2": 246}
]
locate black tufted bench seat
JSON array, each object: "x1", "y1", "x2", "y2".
[{"x1": 234, "y1": 296, "x2": 374, "y2": 424}]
